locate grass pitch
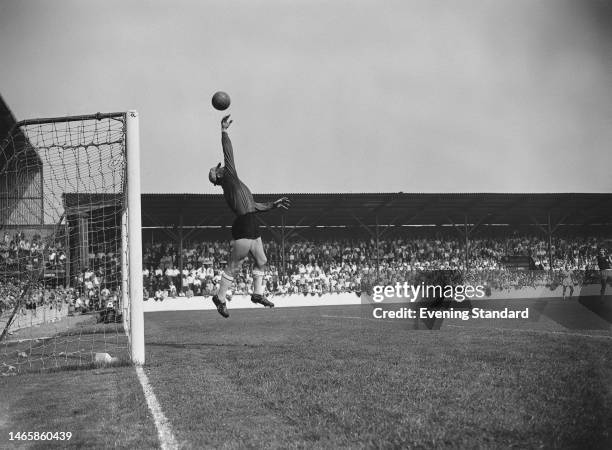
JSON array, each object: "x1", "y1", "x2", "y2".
[
  {"x1": 1, "y1": 302, "x2": 611, "y2": 449},
  {"x1": 0, "y1": 365, "x2": 158, "y2": 449},
  {"x1": 143, "y1": 304, "x2": 612, "y2": 449}
]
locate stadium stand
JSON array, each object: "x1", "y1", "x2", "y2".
[
  {"x1": 139, "y1": 193, "x2": 612, "y2": 300},
  {"x1": 2, "y1": 192, "x2": 611, "y2": 314}
]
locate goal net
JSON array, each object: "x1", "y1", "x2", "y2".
[{"x1": 0, "y1": 111, "x2": 144, "y2": 375}]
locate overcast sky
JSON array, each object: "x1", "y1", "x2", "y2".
[{"x1": 1, "y1": 0, "x2": 611, "y2": 194}]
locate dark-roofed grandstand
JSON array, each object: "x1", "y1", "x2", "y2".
[
  {"x1": 3, "y1": 186, "x2": 611, "y2": 306},
  {"x1": 138, "y1": 193, "x2": 612, "y2": 301},
  {"x1": 141, "y1": 192, "x2": 612, "y2": 229}
]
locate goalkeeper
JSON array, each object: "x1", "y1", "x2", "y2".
[{"x1": 208, "y1": 115, "x2": 290, "y2": 318}]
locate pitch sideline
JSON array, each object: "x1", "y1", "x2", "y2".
[{"x1": 135, "y1": 366, "x2": 179, "y2": 450}]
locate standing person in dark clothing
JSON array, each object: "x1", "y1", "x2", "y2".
[
  {"x1": 597, "y1": 247, "x2": 612, "y2": 297},
  {"x1": 208, "y1": 115, "x2": 290, "y2": 318}
]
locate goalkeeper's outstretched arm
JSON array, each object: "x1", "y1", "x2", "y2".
[
  {"x1": 254, "y1": 197, "x2": 291, "y2": 213},
  {"x1": 221, "y1": 115, "x2": 237, "y2": 179}
]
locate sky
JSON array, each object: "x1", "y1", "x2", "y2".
[{"x1": 0, "y1": 0, "x2": 611, "y2": 194}]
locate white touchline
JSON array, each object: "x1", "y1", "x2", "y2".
[{"x1": 135, "y1": 366, "x2": 179, "y2": 450}]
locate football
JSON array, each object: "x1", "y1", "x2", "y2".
[{"x1": 211, "y1": 91, "x2": 231, "y2": 110}]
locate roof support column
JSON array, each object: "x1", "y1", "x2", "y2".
[
  {"x1": 78, "y1": 214, "x2": 89, "y2": 271},
  {"x1": 547, "y1": 212, "x2": 553, "y2": 272},
  {"x1": 281, "y1": 215, "x2": 286, "y2": 277},
  {"x1": 65, "y1": 219, "x2": 70, "y2": 288},
  {"x1": 178, "y1": 213, "x2": 184, "y2": 291}
]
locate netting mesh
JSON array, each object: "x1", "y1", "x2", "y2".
[{"x1": 0, "y1": 113, "x2": 131, "y2": 375}]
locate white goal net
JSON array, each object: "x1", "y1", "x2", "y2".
[{"x1": 0, "y1": 111, "x2": 143, "y2": 375}]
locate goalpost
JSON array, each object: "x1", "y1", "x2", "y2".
[
  {"x1": 126, "y1": 111, "x2": 145, "y2": 364},
  {"x1": 0, "y1": 110, "x2": 144, "y2": 373}
]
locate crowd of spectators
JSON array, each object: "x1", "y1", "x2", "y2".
[
  {"x1": 0, "y1": 279, "x2": 73, "y2": 311},
  {"x1": 0, "y1": 230, "x2": 122, "y2": 320},
  {"x1": 0, "y1": 229, "x2": 609, "y2": 313},
  {"x1": 140, "y1": 232, "x2": 610, "y2": 300},
  {"x1": 0, "y1": 275, "x2": 120, "y2": 322},
  {"x1": 0, "y1": 230, "x2": 67, "y2": 273}
]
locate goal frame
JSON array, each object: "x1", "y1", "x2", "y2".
[
  {"x1": 126, "y1": 111, "x2": 145, "y2": 365},
  {"x1": 0, "y1": 110, "x2": 145, "y2": 365}
]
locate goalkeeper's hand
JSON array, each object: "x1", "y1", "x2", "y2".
[
  {"x1": 221, "y1": 115, "x2": 233, "y2": 131},
  {"x1": 273, "y1": 197, "x2": 291, "y2": 210}
]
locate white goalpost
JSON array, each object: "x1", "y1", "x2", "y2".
[
  {"x1": 0, "y1": 110, "x2": 145, "y2": 373},
  {"x1": 126, "y1": 111, "x2": 145, "y2": 364}
]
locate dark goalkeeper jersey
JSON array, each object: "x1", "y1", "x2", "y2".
[{"x1": 220, "y1": 131, "x2": 271, "y2": 216}]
